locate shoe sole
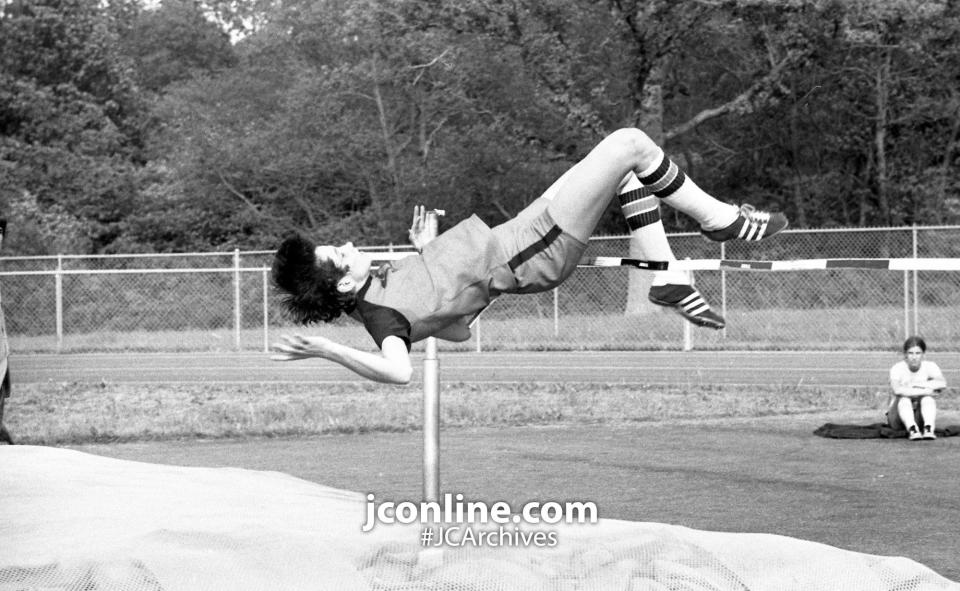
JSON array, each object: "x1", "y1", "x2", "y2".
[{"x1": 649, "y1": 297, "x2": 725, "y2": 330}]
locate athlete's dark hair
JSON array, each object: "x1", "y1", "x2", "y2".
[
  {"x1": 272, "y1": 234, "x2": 357, "y2": 323},
  {"x1": 903, "y1": 335, "x2": 927, "y2": 353}
]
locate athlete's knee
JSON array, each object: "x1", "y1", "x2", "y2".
[{"x1": 603, "y1": 128, "x2": 662, "y2": 170}]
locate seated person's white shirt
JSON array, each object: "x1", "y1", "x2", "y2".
[{"x1": 887, "y1": 359, "x2": 945, "y2": 413}]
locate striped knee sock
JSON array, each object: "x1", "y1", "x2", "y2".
[
  {"x1": 637, "y1": 150, "x2": 737, "y2": 231},
  {"x1": 618, "y1": 173, "x2": 687, "y2": 286}
]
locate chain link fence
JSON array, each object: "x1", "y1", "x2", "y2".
[{"x1": 1, "y1": 226, "x2": 959, "y2": 353}]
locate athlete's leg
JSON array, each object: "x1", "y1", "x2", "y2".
[
  {"x1": 503, "y1": 128, "x2": 784, "y2": 315},
  {"x1": 637, "y1": 148, "x2": 788, "y2": 241},
  {"x1": 617, "y1": 173, "x2": 724, "y2": 329},
  {"x1": 543, "y1": 128, "x2": 659, "y2": 243},
  {"x1": 534, "y1": 128, "x2": 787, "y2": 243}
]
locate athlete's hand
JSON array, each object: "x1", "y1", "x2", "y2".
[
  {"x1": 271, "y1": 334, "x2": 334, "y2": 361},
  {"x1": 408, "y1": 204, "x2": 436, "y2": 252}
]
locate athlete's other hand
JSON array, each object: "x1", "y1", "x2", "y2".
[
  {"x1": 408, "y1": 204, "x2": 436, "y2": 252},
  {"x1": 271, "y1": 333, "x2": 334, "y2": 361}
]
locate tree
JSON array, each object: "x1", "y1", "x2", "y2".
[
  {"x1": 122, "y1": 0, "x2": 238, "y2": 93},
  {"x1": 122, "y1": 0, "x2": 960, "y2": 254},
  {"x1": 0, "y1": 0, "x2": 147, "y2": 254},
  {"x1": 138, "y1": 0, "x2": 571, "y2": 248},
  {"x1": 730, "y1": 0, "x2": 960, "y2": 227}
]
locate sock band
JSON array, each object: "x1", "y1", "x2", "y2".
[
  {"x1": 618, "y1": 190, "x2": 660, "y2": 231},
  {"x1": 624, "y1": 208, "x2": 660, "y2": 231},
  {"x1": 639, "y1": 158, "x2": 686, "y2": 198},
  {"x1": 617, "y1": 187, "x2": 651, "y2": 206}
]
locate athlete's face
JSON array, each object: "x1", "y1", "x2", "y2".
[
  {"x1": 904, "y1": 346, "x2": 924, "y2": 372},
  {"x1": 315, "y1": 242, "x2": 372, "y2": 292}
]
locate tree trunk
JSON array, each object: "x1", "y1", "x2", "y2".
[
  {"x1": 371, "y1": 53, "x2": 403, "y2": 236},
  {"x1": 789, "y1": 80, "x2": 808, "y2": 227},
  {"x1": 624, "y1": 67, "x2": 664, "y2": 315},
  {"x1": 874, "y1": 48, "x2": 891, "y2": 224}
]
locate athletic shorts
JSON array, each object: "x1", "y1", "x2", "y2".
[{"x1": 489, "y1": 209, "x2": 587, "y2": 295}]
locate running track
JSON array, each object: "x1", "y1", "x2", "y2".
[{"x1": 11, "y1": 350, "x2": 958, "y2": 388}]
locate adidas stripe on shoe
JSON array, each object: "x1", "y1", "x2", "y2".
[
  {"x1": 701, "y1": 204, "x2": 788, "y2": 242},
  {"x1": 648, "y1": 284, "x2": 725, "y2": 330}
]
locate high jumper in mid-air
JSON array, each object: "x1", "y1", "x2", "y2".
[{"x1": 271, "y1": 127, "x2": 787, "y2": 384}]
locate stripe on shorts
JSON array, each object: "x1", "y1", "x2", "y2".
[{"x1": 508, "y1": 225, "x2": 563, "y2": 272}]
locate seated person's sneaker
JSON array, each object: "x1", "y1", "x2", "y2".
[
  {"x1": 908, "y1": 425, "x2": 923, "y2": 440},
  {"x1": 701, "y1": 204, "x2": 788, "y2": 242},
  {"x1": 648, "y1": 284, "x2": 725, "y2": 330},
  {"x1": 923, "y1": 425, "x2": 937, "y2": 440}
]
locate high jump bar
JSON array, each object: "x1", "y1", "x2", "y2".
[
  {"x1": 371, "y1": 252, "x2": 960, "y2": 272},
  {"x1": 583, "y1": 257, "x2": 960, "y2": 272}
]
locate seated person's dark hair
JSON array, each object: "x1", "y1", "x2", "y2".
[
  {"x1": 903, "y1": 335, "x2": 926, "y2": 353},
  {"x1": 272, "y1": 234, "x2": 357, "y2": 323}
]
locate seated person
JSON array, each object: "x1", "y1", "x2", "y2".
[{"x1": 888, "y1": 336, "x2": 946, "y2": 440}]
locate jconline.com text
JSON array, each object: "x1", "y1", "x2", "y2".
[{"x1": 362, "y1": 493, "x2": 598, "y2": 532}]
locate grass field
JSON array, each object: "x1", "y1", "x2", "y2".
[
  {"x1": 9, "y1": 305, "x2": 960, "y2": 354},
  {"x1": 8, "y1": 379, "x2": 960, "y2": 582},
  {"x1": 6, "y1": 380, "x2": 901, "y2": 445}
]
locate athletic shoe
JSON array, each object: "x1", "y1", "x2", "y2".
[
  {"x1": 648, "y1": 284, "x2": 725, "y2": 330},
  {"x1": 923, "y1": 426, "x2": 937, "y2": 440},
  {"x1": 908, "y1": 425, "x2": 923, "y2": 441},
  {"x1": 701, "y1": 204, "x2": 789, "y2": 242}
]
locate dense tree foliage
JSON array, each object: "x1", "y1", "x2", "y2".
[
  {"x1": 1, "y1": 0, "x2": 146, "y2": 253},
  {"x1": 1, "y1": 0, "x2": 959, "y2": 254},
  {"x1": 123, "y1": 0, "x2": 237, "y2": 93}
]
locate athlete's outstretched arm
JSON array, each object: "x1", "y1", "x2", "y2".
[{"x1": 272, "y1": 334, "x2": 413, "y2": 384}]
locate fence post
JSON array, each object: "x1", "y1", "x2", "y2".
[
  {"x1": 475, "y1": 317, "x2": 482, "y2": 353},
  {"x1": 720, "y1": 242, "x2": 727, "y2": 340},
  {"x1": 553, "y1": 287, "x2": 559, "y2": 337},
  {"x1": 912, "y1": 225, "x2": 918, "y2": 335},
  {"x1": 683, "y1": 258, "x2": 693, "y2": 351},
  {"x1": 262, "y1": 268, "x2": 269, "y2": 353},
  {"x1": 234, "y1": 249, "x2": 241, "y2": 351},
  {"x1": 903, "y1": 270, "x2": 910, "y2": 338},
  {"x1": 55, "y1": 254, "x2": 63, "y2": 352}
]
